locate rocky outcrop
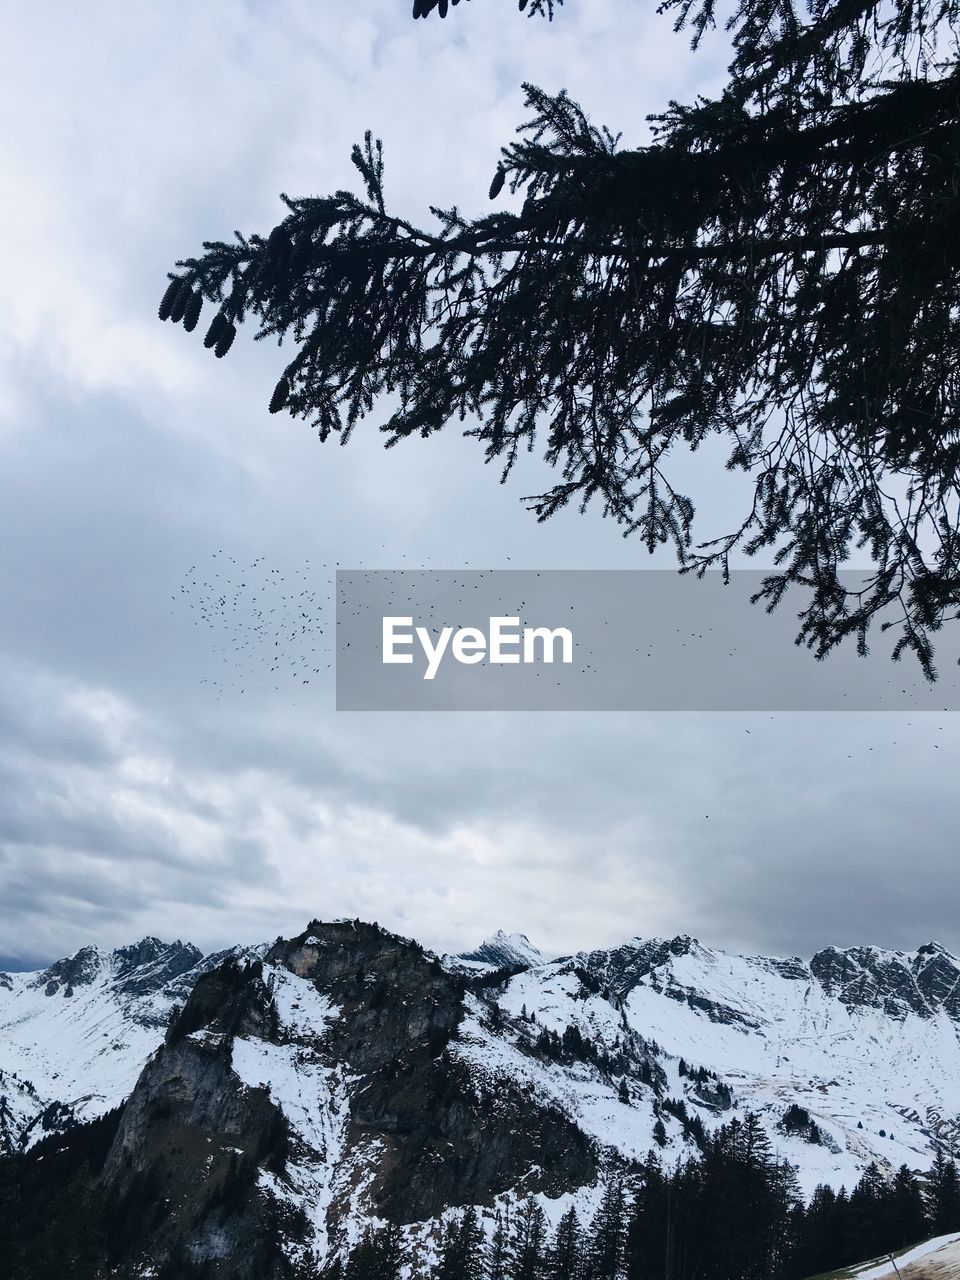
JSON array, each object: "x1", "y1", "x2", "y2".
[
  {"x1": 113, "y1": 937, "x2": 204, "y2": 1000},
  {"x1": 88, "y1": 921, "x2": 598, "y2": 1276},
  {"x1": 809, "y1": 943, "x2": 960, "y2": 1019},
  {"x1": 103, "y1": 1027, "x2": 288, "y2": 1279},
  {"x1": 32, "y1": 944, "x2": 106, "y2": 996}
]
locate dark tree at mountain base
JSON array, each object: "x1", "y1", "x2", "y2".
[
  {"x1": 320, "y1": 1121, "x2": 955, "y2": 1280},
  {"x1": 929, "y1": 1149, "x2": 960, "y2": 1235},
  {"x1": 161, "y1": 0, "x2": 960, "y2": 676},
  {"x1": 3, "y1": 1107, "x2": 957, "y2": 1280}
]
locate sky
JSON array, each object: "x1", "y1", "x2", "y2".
[{"x1": 0, "y1": 0, "x2": 957, "y2": 971}]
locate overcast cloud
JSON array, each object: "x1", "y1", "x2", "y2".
[{"x1": 0, "y1": 1, "x2": 957, "y2": 970}]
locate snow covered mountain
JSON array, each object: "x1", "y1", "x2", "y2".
[
  {"x1": 529, "y1": 933, "x2": 960, "y2": 1193},
  {"x1": 0, "y1": 935, "x2": 253, "y2": 1152},
  {"x1": 447, "y1": 929, "x2": 548, "y2": 972},
  {"x1": 4, "y1": 921, "x2": 960, "y2": 1276}
]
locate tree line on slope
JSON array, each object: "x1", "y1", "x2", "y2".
[
  {"x1": 2, "y1": 1108, "x2": 960, "y2": 1279},
  {"x1": 310, "y1": 1116, "x2": 960, "y2": 1280}
]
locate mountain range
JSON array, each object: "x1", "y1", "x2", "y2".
[{"x1": 3, "y1": 920, "x2": 960, "y2": 1276}]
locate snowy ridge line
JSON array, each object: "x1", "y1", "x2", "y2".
[{"x1": 3, "y1": 921, "x2": 960, "y2": 1203}]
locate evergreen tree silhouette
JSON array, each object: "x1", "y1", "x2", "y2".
[
  {"x1": 164, "y1": 0, "x2": 960, "y2": 676},
  {"x1": 547, "y1": 1206, "x2": 584, "y2": 1280},
  {"x1": 928, "y1": 1151, "x2": 960, "y2": 1235},
  {"x1": 512, "y1": 1199, "x2": 548, "y2": 1280}
]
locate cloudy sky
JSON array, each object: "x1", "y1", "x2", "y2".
[{"x1": 0, "y1": 0, "x2": 957, "y2": 970}]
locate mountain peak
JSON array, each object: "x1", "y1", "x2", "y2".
[
  {"x1": 111, "y1": 938, "x2": 204, "y2": 998},
  {"x1": 19, "y1": 937, "x2": 205, "y2": 1003},
  {"x1": 452, "y1": 929, "x2": 545, "y2": 971},
  {"x1": 31, "y1": 943, "x2": 109, "y2": 995},
  {"x1": 802, "y1": 941, "x2": 960, "y2": 1019},
  {"x1": 916, "y1": 940, "x2": 953, "y2": 957},
  {"x1": 111, "y1": 936, "x2": 200, "y2": 965},
  {"x1": 490, "y1": 928, "x2": 537, "y2": 950}
]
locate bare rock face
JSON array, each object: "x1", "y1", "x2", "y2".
[
  {"x1": 915, "y1": 942, "x2": 960, "y2": 1018},
  {"x1": 104, "y1": 1033, "x2": 287, "y2": 1277},
  {"x1": 112, "y1": 937, "x2": 205, "y2": 1000},
  {"x1": 809, "y1": 943, "x2": 960, "y2": 1019}
]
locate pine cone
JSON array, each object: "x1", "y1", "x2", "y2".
[
  {"x1": 269, "y1": 377, "x2": 290, "y2": 414},
  {"x1": 214, "y1": 322, "x2": 237, "y2": 358},
  {"x1": 182, "y1": 291, "x2": 203, "y2": 332},
  {"x1": 290, "y1": 231, "x2": 313, "y2": 276},
  {"x1": 266, "y1": 225, "x2": 290, "y2": 266},
  {"x1": 168, "y1": 281, "x2": 193, "y2": 324},
  {"x1": 158, "y1": 279, "x2": 181, "y2": 321},
  {"x1": 203, "y1": 312, "x2": 228, "y2": 349},
  {"x1": 489, "y1": 167, "x2": 506, "y2": 200}
]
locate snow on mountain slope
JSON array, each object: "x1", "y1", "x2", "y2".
[
  {"x1": 230, "y1": 965, "x2": 352, "y2": 1264},
  {"x1": 4, "y1": 922, "x2": 960, "y2": 1210},
  {"x1": 447, "y1": 929, "x2": 547, "y2": 972},
  {"x1": 454, "y1": 991, "x2": 663, "y2": 1166},
  {"x1": 496, "y1": 935, "x2": 960, "y2": 1195},
  {"x1": 0, "y1": 937, "x2": 254, "y2": 1149}
]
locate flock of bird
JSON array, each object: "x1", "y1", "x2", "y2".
[
  {"x1": 174, "y1": 550, "x2": 333, "y2": 698},
  {"x1": 172, "y1": 550, "x2": 960, "y2": 722},
  {"x1": 173, "y1": 553, "x2": 624, "y2": 697}
]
